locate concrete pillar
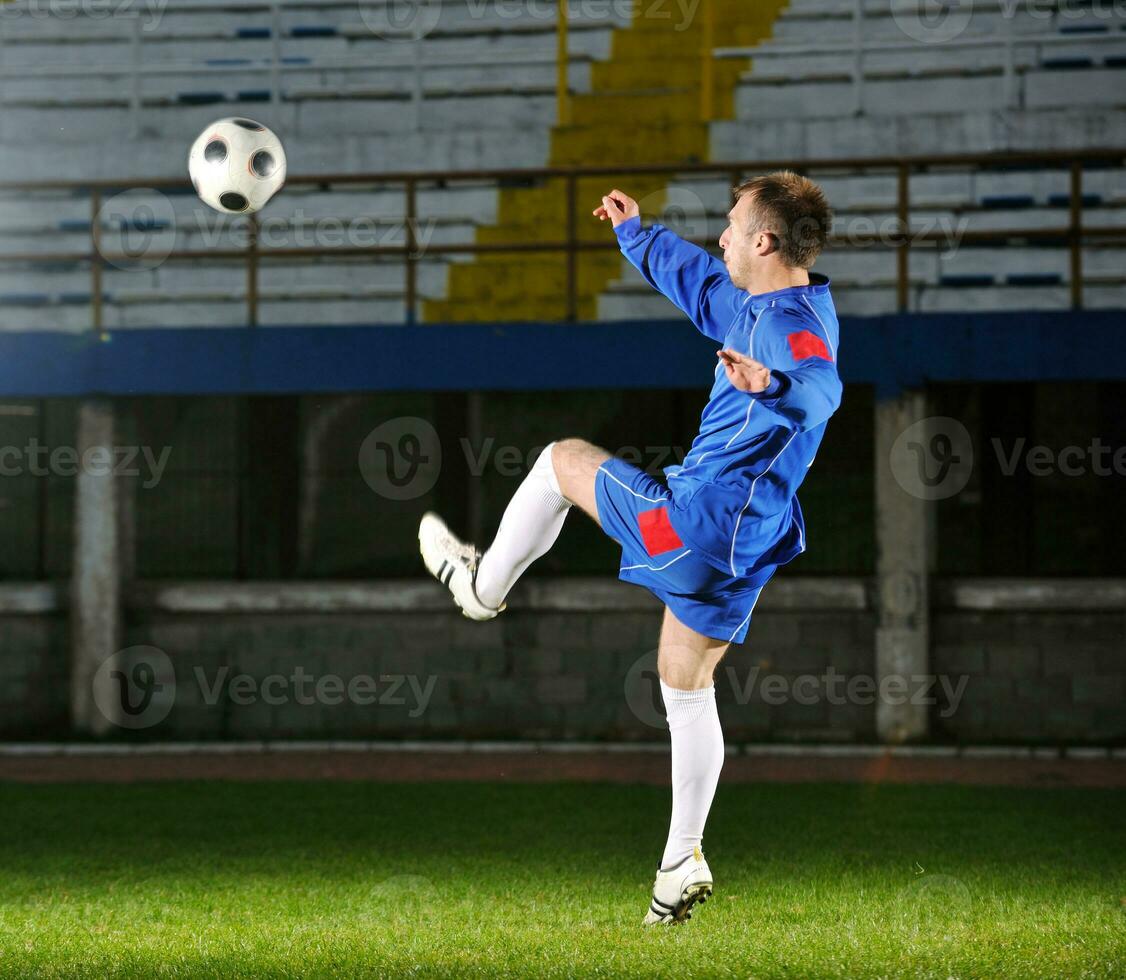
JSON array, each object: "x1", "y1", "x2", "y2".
[
  {"x1": 70, "y1": 399, "x2": 121, "y2": 735},
  {"x1": 874, "y1": 389, "x2": 932, "y2": 742}
]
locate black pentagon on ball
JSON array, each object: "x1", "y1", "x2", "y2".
[
  {"x1": 251, "y1": 150, "x2": 276, "y2": 179},
  {"x1": 203, "y1": 139, "x2": 227, "y2": 164},
  {"x1": 219, "y1": 192, "x2": 250, "y2": 212},
  {"x1": 232, "y1": 118, "x2": 265, "y2": 131}
]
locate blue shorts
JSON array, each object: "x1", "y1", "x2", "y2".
[{"x1": 594, "y1": 456, "x2": 776, "y2": 644}]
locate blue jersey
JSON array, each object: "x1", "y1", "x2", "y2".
[{"x1": 615, "y1": 216, "x2": 842, "y2": 578}]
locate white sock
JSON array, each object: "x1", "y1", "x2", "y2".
[
  {"x1": 660, "y1": 680, "x2": 724, "y2": 869},
  {"x1": 475, "y1": 442, "x2": 572, "y2": 609}
]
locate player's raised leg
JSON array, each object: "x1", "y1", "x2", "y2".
[
  {"x1": 419, "y1": 439, "x2": 609, "y2": 619},
  {"x1": 644, "y1": 606, "x2": 729, "y2": 925},
  {"x1": 546, "y1": 437, "x2": 611, "y2": 526}
]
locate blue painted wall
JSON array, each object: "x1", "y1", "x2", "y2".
[{"x1": 1, "y1": 311, "x2": 1123, "y2": 397}]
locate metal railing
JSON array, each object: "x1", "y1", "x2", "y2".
[{"x1": 0, "y1": 149, "x2": 1122, "y2": 335}]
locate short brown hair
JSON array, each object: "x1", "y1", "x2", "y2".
[{"x1": 733, "y1": 170, "x2": 832, "y2": 270}]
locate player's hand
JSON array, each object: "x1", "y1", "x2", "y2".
[
  {"x1": 718, "y1": 349, "x2": 772, "y2": 393},
  {"x1": 592, "y1": 189, "x2": 640, "y2": 228}
]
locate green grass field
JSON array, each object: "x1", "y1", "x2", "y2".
[{"x1": 0, "y1": 780, "x2": 1123, "y2": 978}]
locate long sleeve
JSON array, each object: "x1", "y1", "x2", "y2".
[
  {"x1": 614, "y1": 217, "x2": 745, "y2": 342},
  {"x1": 746, "y1": 308, "x2": 842, "y2": 432}
]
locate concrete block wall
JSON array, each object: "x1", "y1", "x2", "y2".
[
  {"x1": 1, "y1": 583, "x2": 1122, "y2": 745},
  {"x1": 932, "y1": 610, "x2": 1126, "y2": 743},
  {"x1": 113, "y1": 603, "x2": 878, "y2": 743}
]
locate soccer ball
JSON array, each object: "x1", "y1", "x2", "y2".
[{"x1": 188, "y1": 117, "x2": 287, "y2": 215}]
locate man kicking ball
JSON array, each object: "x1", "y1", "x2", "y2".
[{"x1": 419, "y1": 170, "x2": 840, "y2": 926}]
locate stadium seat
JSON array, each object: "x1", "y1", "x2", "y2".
[
  {"x1": 0, "y1": 292, "x2": 51, "y2": 307},
  {"x1": 981, "y1": 195, "x2": 1037, "y2": 209}
]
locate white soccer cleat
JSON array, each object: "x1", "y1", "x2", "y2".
[
  {"x1": 643, "y1": 848, "x2": 713, "y2": 926},
  {"x1": 418, "y1": 512, "x2": 504, "y2": 622}
]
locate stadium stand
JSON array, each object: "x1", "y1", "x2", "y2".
[
  {"x1": 0, "y1": 0, "x2": 1121, "y2": 328},
  {"x1": 0, "y1": 0, "x2": 625, "y2": 172}
]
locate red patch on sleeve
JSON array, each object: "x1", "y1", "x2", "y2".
[
  {"x1": 637, "y1": 507, "x2": 684, "y2": 557},
  {"x1": 787, "y1": 330, "x2": 833, "y2": 362}
]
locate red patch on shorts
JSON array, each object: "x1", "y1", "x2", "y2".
[
  {"x1": 787, "y1": 329, "x2": 833, "y2": 362},
  {"x1": 638, "y1": 507, "x2": 684, "y2": 557}
]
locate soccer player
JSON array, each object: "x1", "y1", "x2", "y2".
[{"x1": 419, "y1": 170, "x2": 840, "y2": 926}]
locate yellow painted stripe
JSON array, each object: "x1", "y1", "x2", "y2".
[{"x1": 424, "y1": 0, "x2": 790, "y2": 323}]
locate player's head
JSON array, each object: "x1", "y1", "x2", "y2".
[{"x1": 720, "y1": 171, "x2": 831, "y2": 290}]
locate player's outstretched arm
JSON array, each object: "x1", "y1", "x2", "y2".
[
  {"x1": 594, "y1": 189, "x2": 744, "y2": 343},
  {"x1": 717, "y1": 315, "x2": 842, "y2": 432}
]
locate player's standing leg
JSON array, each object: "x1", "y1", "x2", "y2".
[
  {"x1": 421, "y1": 440, "x2": 730, "y2": 924},
  {"x1": 644, "y1": 606, "x2": 729, "y2": 925},
  {"x1": 419, "y1": 439, "x2": 608, "y2": 617}
]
